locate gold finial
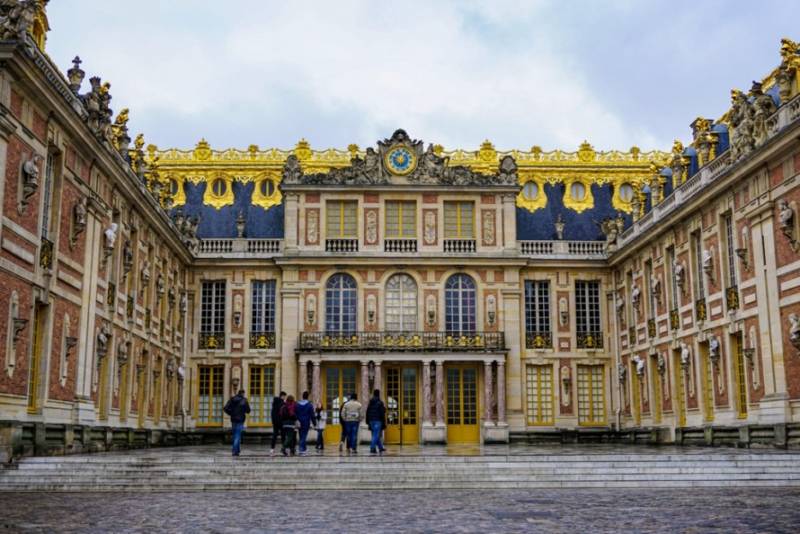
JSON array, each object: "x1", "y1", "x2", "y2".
[
  {"x1": 577, "y1": 141, "x2": 595, "y2": 162},
  {"x1": 134, "y1": 133, "x2": 145, "y2": 150},
  {"x1": 630, "y1": 146, "x2": 640, "y2": 160},
  {"x1": 478, "y1": 140, "x2": 496, "y2": 162},
  {"x1": 193, "y1": 138, "x2": 212, "y2": 161}
]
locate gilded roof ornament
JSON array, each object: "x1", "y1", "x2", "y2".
[
  {"x1": 577, "y1": 141, "x2": 596, "y2": 162},
  {"x1": 294, "y1": 138, "x2": 312, "y2": 161},
  {"x1": 193, "y1": 139, "x2": 211, "y2": 161}
]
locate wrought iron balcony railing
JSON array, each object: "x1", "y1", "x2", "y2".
[
  {"x1": 250, "y1": 331, "x2": 277, "y2": 349},
  {"x1": 577, "y1": 330, "x2": 604, "y2": 350},
  {"x1": 199, "y1": 332, "x2": 225, "y2": 350},
  {"x1": 299, "y1": 331, "x2": 505, "y2": 352},
  {"x1": 525, "y1": 331, "x2": 552, "y2": 349}
]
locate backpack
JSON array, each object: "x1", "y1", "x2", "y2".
[{"x1": 341, "y1": 400, "x2": 361, "y2": 422}]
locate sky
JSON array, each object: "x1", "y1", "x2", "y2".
[{"x1": 44, "y1": 0, "x2": 800, "y2": 153}]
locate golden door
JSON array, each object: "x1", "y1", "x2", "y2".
[
  {"x1": 26, "y1": 305, "x2": 47, "y2": 414},
  {"x1": 445, "y1": 365, "x2": 480, "y2": 443},
  {"x1": 323, "y1": 365, "x2": 357, "y2": 444},
  {"x1": 385, "y1": 366, "x2": 419, "y2": 445}
]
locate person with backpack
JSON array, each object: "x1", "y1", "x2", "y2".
[
  {"x1": 295, "y1": 391, "x2": 317, "y2": 456},
  {"x1": 223, "y1": 389, "x2": 251, "y2": 457},
  {"x1": 340, "y1": 392, "x2": 362, "y2": 454},
  {"x1": 269, "y1": 391, "x2": 286, "y2": 456},
  {"x1": 314, "y1": 403, "x2": 327, "y2": 452},
  {"x1": 365, "y1": 389, "x2": 387, "y2": 455},
  {"x1": 279, "y1": 395, "x2": 298, "y2": 456}
]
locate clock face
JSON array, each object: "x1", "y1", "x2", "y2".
[{"x1": 384, "y1": 145, "x2": 417, "y2": 176}]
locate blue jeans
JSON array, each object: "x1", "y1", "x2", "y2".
[
  {"x1": 298, "y1": 425, "x2": 310, "y2": 453},
  {"x1": 344, "y1": 421, "x2": 359, "y2": 451},
  {"x1": 231, "y1": 422, "x2": 244, "y2": 455},
  {"x1": 369, "y1": 420, "x2": 384, "y2": 452}
]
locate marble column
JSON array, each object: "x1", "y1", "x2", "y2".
[
  {"x1": 360, "y1": 361, "x2": 369, "y2": 405},
  {"x1": 484, "y1": 360, "x2": 494, "y2": 423},
  {"x1": 311, "y1": 360, "x2": 321, "y2": 406},
  {"x1": 435, "y1": 360, "x2": 445, "y2": 425},
  {"x1": 373, "y1": 361, "x2": 382, "y2": 396},
  {"x1": 298, "y1": 360, "x2": 308, "y2": 396},
  {"x1": 422, "y1": 360, "x2": 432, "y2": 424},
  {"x1": 497, "y1": 359, "x2": 506, "y2": 423}
]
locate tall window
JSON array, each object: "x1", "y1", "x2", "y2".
[
  {"x1": 526, "y1": 365, "x2": 554, "y2": 425},
  {"x1": 645, "y1": 260, "x2": 655, "y2": 319},
  {"x1": 251, "y1": 280, "x2": 276, "y2": 333},
  {"x1": 724, "y1": 214, "x2": 737, "y2": 288},
  {"x1": 575, "y1": 281, "x2": 601, "y2": 335},
  {"x1": 249, "y1": 365, "x2": 275, "y2": 425},
  {"x1": 577, "y1": 365, "x2": 605, "y2": 425},
  {"x1": 325, "y1": 274, "x2": 357, "y2": 334},
  {"x1": 445, "y1": 274, "x2": 476, "y2": 333},
  {"x1": 200, "y1": 281, "x2": 226, "y2": 335},
  {"x1": 443, "y1": 201, "x2": 474, "y2": 239},
  {"x1": 667, "y1": 246, "x2": 678, "y2": 310},
  {"x1": 524, "y1": 280, "x2": 550, "y2": 333},
  {"x1": 40, "y1": 152, "x2": 55, "y2": 239},
  {"x1": 385, "y1": 274, "x2": 417, "y2": 331},
  {"x1": 385, "y1": 201, "x2": 416, "y2": 238},
  {"x1": 692, "y1": 231, "x2": 705, "y2": 299},
  {"x1": 326, "y1": 200, "x2": 358, "y2": 238},
  {"x1": 198, "y1": 365, "x2": 224, "y2": 426}
]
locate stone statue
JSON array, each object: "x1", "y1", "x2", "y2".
[
  {"x1": 708, "y1": 335, "x2": 720, "y2": 362},
  {"x1": 615, "y1": 292, "x2": 625, "y2": 317},
  {"x1": 657, "y1": 353, "x2": 666, "y2": 375},
  {"x1": 72, "y1": 198, "x2": 87, "y2": 236},
  {"x1": 0, "y1": 0, "x2": 38, "y2": 43},
  {"x1": 632, "y1": 355, "x2": 645, "y2": 376},
  {"x1": 282, "y1": 154, "x2": 303, "y2": 184},
  {"x1": 140, "y1": 259, "x2": 151, "y2": 284},
  {"x1": 111, "y1": 108, "x2": 131, "y2": 152},
  {"x1": 179, "y1": 291, "x2": 188, "y2": 315},
  {"x1": 596, "y1": 217, "x2": 619, "y2": 251},
  {"x1": 20, "y1": 154, "x2": 42, "y2": 207},
  {"x1": 702, "y1": 249, "x2": 713, "y2": 277},
  {"x1": 116, "y1": 337, "x2": 128, "y2": 366},
  {"x1": 651, "y1": 274, "x2": 661, "y2": 303},
  {"x1": 729, "y1": 89, "x2": 755, "y2": 161},
  {"x1": 779, "y1": 199, "x2": 794, "y2": 236},
  {"x1": 496, "y1": 155, "x2": 518, "y2": 185},
  {"x1": 96, "y1": 323, "x2": 110, "y2": 358},
  {"x1": 156, "y1": 273, "x2": 165, "y2": 297},
  {"x1": 165, "y1": 358, "x2": 177, "y2": 381},
  {"x1": 420, "y1": 143, "x2": 447, "y2": 178},
  {"x1": 630, "y1": 189, "x2": 641, "y2": 220},
  {"x1": 122, "y1": 240, "x2": 133, "y2": 273},
  {"x1": 104, "y1": 223, "x2": 118, "y2": 253},
  {"x1": 631, "y1": 283, "x2": 641, "y2": 309},
  {"x1": 750, "y1": 81, "x2": 777, "y2": 145},
  {"x1": 673, "y1": 258, "x2": 685, "y2": 292},
  {"x1": 789, "y1": 313, "x2": 800, "y2": 349},
  {"x1": 777, "y1": 38, "x2": 799, "y2": 101},
  {"x1": 617, "y1": 363, "x2": 627, "y2": 383},
  {"x1": 668, "y1": 140, "x2": 688, "y2": 183},
  {"x1": 167, "y1": 286, "x2": 176, "y2": 308},
  {"x1": 680, "y1": 342, "x2": 691, "y2": 368},
  {"x1": 554, "y1": 214, "x2": 565, "y2": 240}
]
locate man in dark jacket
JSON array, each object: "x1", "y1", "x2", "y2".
[
  {"x1": 295, "y1": 391, "x2": 317, "y2": 455},
  {"x1": 223, "y1": 389, "x2": 251, "y2": 457},
  {"x1": 269, "y1": 391, "x2": 286, "y2": 456},
  {"x1": 365, "y1": 389, "x2": 387, "y2": 454}
]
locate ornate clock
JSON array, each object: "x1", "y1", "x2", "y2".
[{"x1": 384, "y1": 145, "x2": 417, "y2": 176}]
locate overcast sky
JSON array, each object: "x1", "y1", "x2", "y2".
[{"x1": 45, "y1": 0, "x2": 800, "y2": 152}]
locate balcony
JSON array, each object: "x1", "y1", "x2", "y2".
[
  {"x1": 197, "y1": 238, "x2": 283, "y2": 258},
  {"x1": 299, "y1": 331, "x2": 505, "y2": 352},
  {"x1": 250, "y1": 331, "x2": 276, "y2": 349},
  {"x1": 443, "y1": 239, "x2": 476, "y2": 253},
  {"x1": 577, "y1": 331, "x2": 603, "y2": 350},
  {"x1": 525, "y1": 331, "x2": 552, "y2": 349},
  {"x1": 325, "y1": 238, "x2": 359, "y2": 253},
  {"x1": 519, "y1": 240, "x2": 606, "y2": 259},
  {"x1": 384, "y1": 238, "x2": 418, "y2": 253},
  {"x1": 199, "y1": 332, "x2": 225, "y2": 350}
]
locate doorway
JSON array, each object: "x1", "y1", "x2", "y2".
[
  {"x1": 323, "y1": 365, "x2": 357, "y2": 444},
  {"x1": 445, "y1": 365, "x2": 479, "y2": 443},
  {"x1": 385, "y1": 366, "x2": 419, "y2": 445}
]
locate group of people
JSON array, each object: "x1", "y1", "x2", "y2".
[{"x1": 223, "y1": 388, "x2": 387, "y2": 457}]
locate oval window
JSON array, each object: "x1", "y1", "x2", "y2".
[
  {"x1": 211, "y1": 178, "x2": 226, "y2": 196},
  {"x1": 618, "y1": 183, "x2": 634, "y2": 202},
  {"x1": 522, "y1": 181, "x2": 539, "y2": 200},
  {"x1": 570, "y1": 182, "x2": 586, "y2": 201},
  {"x1": 259, "y1": 179, "x2": 275, "y2": 197}
]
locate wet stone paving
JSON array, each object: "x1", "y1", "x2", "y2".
[{"x1": 0, "y1": 487, "x2": 799, "y2": 533}]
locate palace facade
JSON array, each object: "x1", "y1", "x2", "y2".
[{"x1": 2, "y1": 2, "x2": 800, "y2": 458}]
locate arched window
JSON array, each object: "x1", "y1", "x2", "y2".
[
  {"x1": 385, "y1": 274, "x2": 417, "y2": 332},
  {"x1": 445, "y1": 274, "x2": 476, "y2": 334},
  {"x1": 325, "y1": 274, "x2": 357, "y2": 334}
]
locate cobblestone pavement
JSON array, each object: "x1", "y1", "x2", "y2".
[{"x1": 1, "y1": 488, "x2": 799, "y2": 533}]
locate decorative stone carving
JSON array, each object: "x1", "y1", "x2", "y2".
[
  {"x1": 111, "y1": 108, "x2": 131, "y2": 153},
  {"x1": 486, "y1": 294, "x2": 497, "y2": 326},
  {"x1": 140, "y1": 259, "x2": 151, "y2": 284},
  {"x1": 366, "y1": 210, "x2": 378, "y2": 244},
  {"x1": 306, "y1": 209, "x2": 319, "y2": 245},
  {"x1": 657, "y1": 353, "x2": 666, "y2": 375},
  {"x1": 777, "y1": 38, "x2": 800, "y2": 101},
  {"x1": 558, "y1": 297, "x2": 568, "y2": 326},
  {"x1": 167, "y1": 286, "x2": 176, "y2": 308},
  {"x1": 596, "y1": 217, "x2": 619, "y2": 252},
  {"x1": 104, "y1": 223, "x2": 118, "y2": 257},
  {"x1": 366, "y1": 294, "x2": 377, "y2": 325},
  {"x1": 81, "y1": 76, "x2": 113, "y2": 140},
  {"x1": 233, "y1": 293, "x2": 243, "y2": 328},
  {"x1": 708, "y1": 335, "x2": 720, "y2": 364},
  {"x1": 729, "y1": 89, "x2": 754, "y2": 161},
  {"x1": 615, "y1": 291, "x2": 625, "y2": 318},
  {"x1": 18, "y1": 153, "x2": 42, "y2": 212},
  {"x1": 426, "y1": 294, "x2": 437, "y2": 326},
  {"x1": 680, "y1": 342, "x2": 691, "y2": 368},
  {"x1": 306, "y1": 293, "x2": 316, "y2": 326},
  {"x1": 66, "y1": 55, "x2": 85, "y2": 94},
  {"x1": 236, "y1": 210, "x2": 246, "y2": 238},
  {"x1": 779, "y1": 199, "x2": 799, "y2": 251},
  {"x1": 179, "y1": 291, "x2": 188, "y2": 316},
  {"x1": 702, "y1": 249, "x2": 714, "y2": 282},
  {"x1": 173, "y1": 212, "x2": 200, "y2": 254},
  {"x1": 560, "y1": 365, "x2": 571, "y2": 407},
  {"x1": 482, "y1": 211, "x2": 495, "y2": 246},
  {"x1": 789, "y1": 313, "x2": 800, "y2": 351},
  {"x1": 282, "y1": 129, "x2": 518, "y2": 186},
  {"x1": 691, "y1": 117, "x2": 718, "y2": 167},
  {"x1": 668, "y1": 140, "x2": 690, "y2": 183},
  {"x1": 631, "y1": 283, "x2": 641, "y2": 313},
  {"x1": 423, "y1": 211, "x2": 436, "y2": 245},
  {"x1": 96, "y1": 323, "x2": 110, "y2": 359},
  {"x1": 673, "y1": 259, "x2": 686, "y2": 294},
  {"x1": 165, "y1": 357, "x2": 177, "y2": 382},
  {"x1": 156, "y1": 273, "x2": 165, "y2": 300},
  {"x1": 617, "y1": 363, "x2": 627, "y2": 383},
  {"x1": 651, "y1": 274, "x2": 661, "y2": 305},
  {"x1": 0, "y1": 1, "x2": 38, "y2": 44}
]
